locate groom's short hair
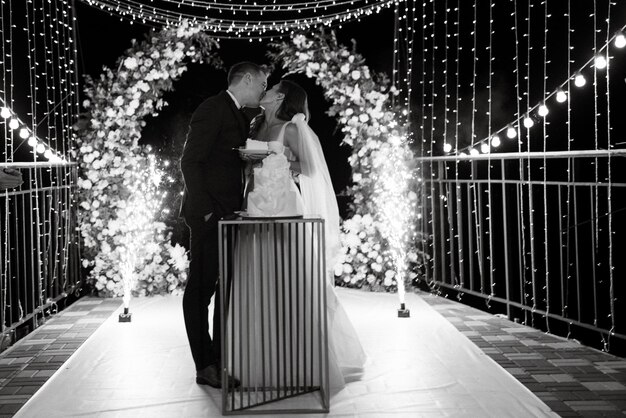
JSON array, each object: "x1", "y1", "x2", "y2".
[{"x1": 227, "y1": 62, "x2": 268, "y2": 86}]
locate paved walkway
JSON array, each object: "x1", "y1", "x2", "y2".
[
  {"x1": 0, "y1": 298, "x2": 121, "y2": 417},
  {"x1": 421, "y1": 293, "x2": 626, "y2": 417},
  {"x1": 0, "y1": 293, "x2": 624, "y2": 417}
]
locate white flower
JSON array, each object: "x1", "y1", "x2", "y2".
[
  {"x1": 137, "y1": 81, "x2": 150, "y2": 92},
  {"x1": 351, "y1": 70, "x2": 361, "y2": 80},
  {"x1": 123, "y1": 57, "x2": 138, "y2": 69},
  {"x1": 298, "y1": 52, "x2": 309, "y2": 61},
  {"x1": 334, "y1": 264, "x2": 344, "y2": 276},
  {"x1": 307, "y1": 62, "x2": 320, "y2": 71},
  {"x1": 340, "y1": 64, "x2": 350, "y2": 74},
  {"x1": 125, "y1": 107, "x2": 135, "y2": 116},
  {"x1": 114, "y1": 96, "x2": 124, "y2": 107},
  {"x1": 168, "y1": 243, "x2": 189, "y2": 271},
  {"x1": 359, "y1": 114, "x2": 370, "y2": 123},
  {"x1": 293, "y1": 34, "x2": 306, "y2": 46}
]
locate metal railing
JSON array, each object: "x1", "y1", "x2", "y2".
[
  {"x1": 418, "y1": 149, "x2": 626, "y2": 350},
  {"x1": 0, "y1": 162, "x2": 81, "y2": 344}
]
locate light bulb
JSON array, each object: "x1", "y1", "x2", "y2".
[
  {"x1": 523, "y1": 117, "x2": 534, "y2": 128},
  {"x1": 459, "y1": 152, "x2": 467, "y2": 157},
  {"x1": 556, "y1": 90, "x2": 567, "y2": 103},
  {"x1": 506, "y1": 127, "x2": 517, "y2": 139},
  {"x1": 615, "y1": 33, "x2": 626, "y2": 49},
  {"x1": 480, "y1": 143, "x2": 490, "y2": 153},
  {"x1": 0, "y1": 107, "x2": 11, "y2": 119},
  {"x1": 469, "y1": 148, "x2": 479, "y2": 156},
  {"x1": 574, "y1": 73, "x2": 586, "y2": 87},
  {"x1": 538, "y1": 104, "x2": 549, "y2": 117},
  {"x1": 28, "y1": 136, "x2": 37, "y2": 147},
  {"x1": 9, "y1": 119, "x2": 19, "y2": 130},
  {"x1": 19, "y1": 128, "x2": 30, "y2": 139},
  {"x1": 594, "y1": 55, "x2": 607, "y2": 69},
  {"x1": 44, "y1": 149, "x2": 52, "y2": 159},
  {"x1": 443, "y1": 143, "x2": 452, "y2": 153},
  {"x1": 36, "y1": 144, "x2": 45, "y2": 154},
  {"x1": 491, "y1": 135, "x2": 501, "y2": 147}
]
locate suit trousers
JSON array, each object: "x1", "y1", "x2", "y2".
[{"x1": 183, "y1": 215, "x2": 223, "y2": 371}]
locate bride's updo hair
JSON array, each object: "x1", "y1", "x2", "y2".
[{"x1": 275, "y1": 79, "x2": 310, "y2": 121}]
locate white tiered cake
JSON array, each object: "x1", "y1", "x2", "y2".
[{"x1": 247, "y1": 153, "x2": 303, "y2": 217}]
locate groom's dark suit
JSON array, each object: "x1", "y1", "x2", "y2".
[{"x1": 180, "y1": 90, "x2": 249, "y2": 371}]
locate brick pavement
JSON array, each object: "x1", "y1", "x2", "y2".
[
  {"x1": 0, "y1": 298, "x2": 121, "y2": 417},
  {"x1": 421, "y1": 292, "x2": 626, "y2": 418}
]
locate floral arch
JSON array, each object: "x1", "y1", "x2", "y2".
[{"x1": 76, "y1": 24, "x2": 424, "y2": 298}]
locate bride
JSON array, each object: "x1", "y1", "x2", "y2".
[{"x1": 233, "y1": 79, "x2": 366, "y2": 395}]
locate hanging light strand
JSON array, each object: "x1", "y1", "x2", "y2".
[
  {"x1": 77, "y1": 0, "x2": 402, "y2": 39},
  {"x1": 542, "y1": 0, "x2": 551, "y2": 334},
  {"x1": 605, "y1": 0, "x2": 616, "y2": 349},
  {"x1": 452, "y1": 19, "x2": 626, "y2": 156}
]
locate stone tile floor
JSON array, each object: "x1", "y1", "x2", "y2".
[
  {"x1": 421, "y1": 293, "x2": 626, "y2": 417},
  {"x1": 0, "y1": 293, "x2": 624, "y2": 417},
  {"x1": 0, "y1": 298, "x2": 121, "y2": 417}
]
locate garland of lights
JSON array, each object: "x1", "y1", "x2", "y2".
[
  {"x1": 445, "y1": 24, "x2": 626, "y2": 156},
  {"x1": 268, "y1": 31, "x2": 426, "y2": 293},
  {"x1": 75, "y1": 22, "x2": 222, "y2": 298},
  {"x1": 77, "y1": 0, "x2": 401, "y2": 39}
]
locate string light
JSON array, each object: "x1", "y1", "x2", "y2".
[
  {"x1": 490, "y1": 135, "x2": 501, "y2": 147},
  {"x1": 0, "y1": 98, "x2": 67, "y2": 163},
  {"x1": 574, "y1": 73, "x2": 586, "y2": 87},
  {"x1": 19, "y1": 128, "x2": 30, "y2": 139},
  {"x1": 447, "y1": 16, "x2": 626, "y2": 156},
  {"x1": 77, "y1": 0, "x2": 401, "y2": 40},
  {"x1": 506, "y1": 126, "x2": 517, "y2": 139},
  {"x1": 443, "y1": 143, "x2": 452, "y2": 153},
  {"x1": 480, "y1": 143, "x2": 490, "y2": 153},
  {"x1": 523, "y1": 116, "x2": 534, "y2": 128}
]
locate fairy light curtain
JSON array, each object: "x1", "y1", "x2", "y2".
[
  {"x1": 1, "y1": 0, "x2": 80, "y2": 334},
  {"x1": 416, "y1": 0, "x2": 626, "y2": 353}
]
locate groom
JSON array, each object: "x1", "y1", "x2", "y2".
[{"x1": 180, "y1": 62, "x2": 268, "y2": 387}]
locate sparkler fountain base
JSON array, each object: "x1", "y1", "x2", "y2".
[
  {"x1": 397, "y1": 303, "x2": 410, "y2": 318},
  {"x1": 118, "y1": 307, "x2": 132, "y2": 322}
]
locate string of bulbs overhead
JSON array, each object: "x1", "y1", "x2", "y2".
[
  {"x1": 445, "y1": 27, "x2": 626, "y2": 156},
  {"x1": 77, "y1": 0, "x2": 400, "y2": 39},
  {"x1": 0, "y1": 97, "x2": 66, "y2": 163}
]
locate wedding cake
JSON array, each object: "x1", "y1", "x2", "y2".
[
  {"x1": 245, "y1": 139, "x2": 269, "y2": 152},
  {"x1": 247, "y1": 153, "x2": 303, "y2": 217}
]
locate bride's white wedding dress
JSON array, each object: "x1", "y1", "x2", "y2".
[{"x1": 230, "y1": 114, "x2": 366, "y2": 395}]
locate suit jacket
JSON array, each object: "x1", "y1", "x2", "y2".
[{"x1": 179, "y1": 91, "x2": 250, "y2": 219}]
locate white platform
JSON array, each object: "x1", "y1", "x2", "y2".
[{"x1": 16, "y1": 288, "x2": 557, "y2": 417}]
